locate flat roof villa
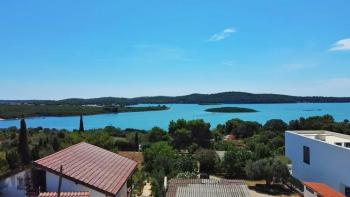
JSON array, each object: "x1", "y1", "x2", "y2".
[
  {"x1": 34, "y1": 142, "x2": 138, "y2": 197},
  {"x1": 285, "y1": 130, "x2": 350, "y2": 196}
]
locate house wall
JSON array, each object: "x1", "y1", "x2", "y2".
[
  {"x1": 303, "y1": 186, "x2": 318, "y2": 197},
  {"x1": 285, "y1": 131, "x2": 350, "y2": 195},
  {"x1": 45, "y1": 171, "x2": 127, "y2": 197}
]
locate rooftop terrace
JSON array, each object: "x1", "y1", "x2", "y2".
[{"x1": 287, "y1": 130, "x2": 350, "y2": 148}]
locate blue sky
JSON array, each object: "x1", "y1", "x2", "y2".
[{"x1": 1, "y1": 0, "x2": 350, "y2": 99}]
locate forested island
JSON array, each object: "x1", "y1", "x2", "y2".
[
  {"x1": 2, "y1": 91, "x2": 350, "y2": 106},
  {"x1": 0, "y1": 104, "x2": 169, "y2": 119},
  {"x1": 205, "y1": 107, "x2": 258, "y2": 113}
]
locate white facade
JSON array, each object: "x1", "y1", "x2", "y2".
[
  {"x1": 303, "y1": 186, "x2": 318, "y2": 197},
  {"x1": 45, "y1": 171, "x2": 127, "y2": 197},
  {"x1": 285, "y1": 130, "x2": 350, "y2": 195}
]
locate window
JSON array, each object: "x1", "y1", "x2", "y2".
[
  {"x1": 303, "y1": 146, "x2": 310, "y2": 164},
  {"x1": 335, "y1": 142, "x2": 342, "y2": 146},
  {"x1": 345, "y1": 186, "x2": 350, "y2": 197},
  {"x1": 345, "y1": 143, "x2": 350, "y2": 148}
]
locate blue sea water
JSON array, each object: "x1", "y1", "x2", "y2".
[{"x1": 0, "y1": 103, "x2": 349, "y2": 131}]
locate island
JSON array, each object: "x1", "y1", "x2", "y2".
[
  {"x1": 0, "y1": 104, "x2": 169, "y2": 119},
  {"x1": 205, "y1": 107, "x2": 258, "y2": 113},
  {"x1": 2, "y1": 91, "x2": 350, "y2": 106}
]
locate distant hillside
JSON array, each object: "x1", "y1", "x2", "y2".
[{"x1": 1, "y1": 91, "x2": 350, "y2": 105}]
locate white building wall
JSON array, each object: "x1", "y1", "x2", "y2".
[
  {"x1": 285, "y1": 131, "x2": 350, "y2": 194},
  {"x1": 303, "y1": 186, "x2": 318, "y2": 197},
  {"x1": 46, "y1": 171, "x2": 127, "y2": 197}
]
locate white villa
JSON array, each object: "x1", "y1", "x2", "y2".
[{"x1": 285, "y1": 130, "x2": 350, "y2": 196}]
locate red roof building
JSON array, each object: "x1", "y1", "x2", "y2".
[
  {"x1": 224, "y1": 134, "x2": 236, "y2": 141},
  {"x1": 34, "y1": 142, "x2": 137, "y2": 197},
  {"x1": 38, "y1": 192, "x2": 90, "y2": 197},
  {"x1": 304, "y1": 182, "x2": 346, "y2": 197}
]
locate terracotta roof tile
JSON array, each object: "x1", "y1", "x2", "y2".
[
  {"x1": 34, "y1": 142, "x2": 137, "y2": 196},
  {"x1": 38, "y1": 192, "x2": 89, "y2": 197},
  {"x1": 304, "y1": 182, "x2": 345, "y2": 197}
]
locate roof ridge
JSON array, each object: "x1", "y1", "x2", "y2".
[
  {"x1": 34, "y1": 141, "x2": 87, "y2": 163},
  {"x1": 85, "y1": 143, "x2": 138, "y2": 165}
]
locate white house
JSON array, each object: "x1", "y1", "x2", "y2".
[
  {"x1": 34, "y1": 142, "x2": 137, "y2": 197},
  {"x1": 285, "y1": 130, "x2": 350, "y2": 196}
]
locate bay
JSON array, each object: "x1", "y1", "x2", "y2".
[{"x1": 0, "y1": 103, "x2": 349, "y2": 130}]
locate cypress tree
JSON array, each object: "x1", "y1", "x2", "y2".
[
  {"x1": 79, "y1": 114, "x2": 84, "y2": 132},
  {"x1": 134, "y1": 133, "x2": 139, "y2": 151},
  {"x1": 18, "y1": 118, "x2": 30, "y2": 164}
]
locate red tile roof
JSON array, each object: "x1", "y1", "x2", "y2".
[
  {"x1": 38, "y1": 192, "x2": 89, "y2": 197},
  {"x1": 304, "y1": 182, "x2": 345, "y2": 197},
  {"x1": 224, "y1": 134, "x2": 236, "y2": 141},
  {"x1": 34, "y1": 142, "x2": 137, "y2": 196}
]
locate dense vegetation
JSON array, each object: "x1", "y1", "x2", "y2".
[
  {"x1": 0, "y1": 104, "x2": 168, "y2": 119},
  {"x1": 205, "y1": 107, "x2": 257, "y2": 113},
  {"x1": 2, "y1": 91, "x2": 350, "y2": 106},
  {"x1": 1, "y1": 114, "x2": 349, "y2": 196}
]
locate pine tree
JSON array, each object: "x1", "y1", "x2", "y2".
[
  {"x1": 79, "y1": 114, "x2": 84, "y2": 132},
  {"x1": 18, "y1": 118, "x2": 30, "y2": 164}
]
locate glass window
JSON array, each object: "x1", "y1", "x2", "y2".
[
  {"x1": 345, "y1": 186, "x2": 350, "y2": 197},
  {"x1": 303, "y1": 146, "x2": 310, "y2": 164}
]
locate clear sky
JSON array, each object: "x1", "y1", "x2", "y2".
[{"x1": 1, "y1": 0, "x2": 350, "y2": 99}]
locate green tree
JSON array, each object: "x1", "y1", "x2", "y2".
[
  {"x1": 52, "y1": 137, "x2": 60, "y2": 151},
  {"x1": 172, "y1": 128, "x2": 191, "y2": 149},
  {"x1": 143, "y1": 142, "x2": 177, "y2": 176},
  {"x1": 188, "y1": 119, "x2": 211, "y2": 147},
  {"x1": 5, "y1": 151, "x2": 19, "y2": 169},
  {"x1": 151, "y1": 169, "x2": 166, "y2": 197},
  {"x1": 148, "y1": 127, "x2": 168, "y2": 143},
  {"x1": 134, "y1": 132, "x2": 139, "y2": 151},
  {"x1": 79, "y1": 114, "x2": 84, "y2": 132},
  {"x1": 245, "y1": 158, "x2": 289, "y2": 185},
  {"x1": 176, "y1": 172, "x2": 197, "y2": 179},
  {"x1": 169, "y1": 119, "x2": 187, "y2": 135},
  {"x1": 195, "y1": 149, "x2": 219, "y2": 174},
  {"x1": 176, "y1": 154, "x2": 197, "y2": 173},
  {"x1": 31, "y1": 145, "x2": 40, "y2": 161},
  {"x1": 253, "y1": 143, "x2": 271, "y2": 160},
  {"x1": 222, "y1": 148, "x2": 253, "y2": 178},
  {"x1": 18, "y1": 118, "x2": 30, "y2": 164},
  {"x1": 169, "y1": 119, "x2": 211, "y2": 148},
  {"x1": 224, "y1": 119, "x2": 261, "y2": 138},
  {"x1": 264, "y1": 119, "x2": 287, "y2": 133}
]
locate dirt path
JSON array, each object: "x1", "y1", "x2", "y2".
[{"x1": 140, "y1": 181, "x2": 152, "y2": 197}]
